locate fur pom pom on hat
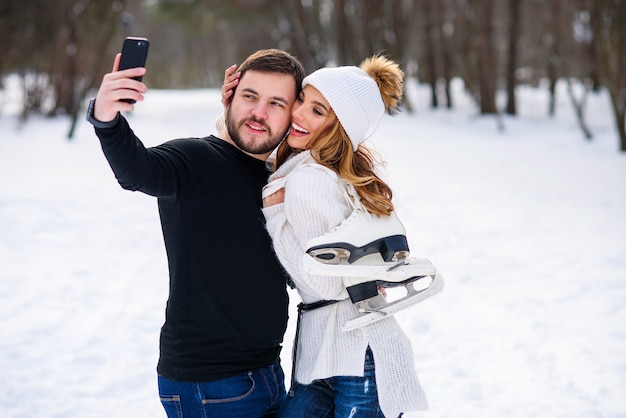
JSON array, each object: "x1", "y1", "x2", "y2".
[{"x1": 302, "y1": 55, "x2": 404, "y2": 151}]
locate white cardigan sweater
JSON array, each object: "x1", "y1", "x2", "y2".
[{"x1": 262, "y1": 151, "x2": 427, "y2": 417}]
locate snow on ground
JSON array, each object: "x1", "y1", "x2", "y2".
[{"x1": 1, "y1": 77, "x2": 625, "y2": 418}]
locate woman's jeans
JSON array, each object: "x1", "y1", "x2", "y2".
[
  {"x1": 158, "y1": 361, "x2": 286, "y2": 418},
  {"x1": 277, "y1": 347, "x2": 388, "y2": 418}
]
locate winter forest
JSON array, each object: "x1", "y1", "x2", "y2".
[
  {"x1": 0, "y1": 0, "x2": 625, "y2": 150},
  {"x1": 2, "y1": 1, "x2": 626, "y2": 418}
]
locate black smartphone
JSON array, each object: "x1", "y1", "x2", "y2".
[{"x1": 118, "y1": 37, "x2": 149, "y2": 103}]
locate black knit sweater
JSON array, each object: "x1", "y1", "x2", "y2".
[{"x1": 95, "y1": 115, "x2": 289, "y2": 382}]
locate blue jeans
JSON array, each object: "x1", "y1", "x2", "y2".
[
  {"x1": 277, "y1": 347, "x2": 391, "y2": 418},
  {"x1": 158, "y1": 361, "x2": 286, "y2": 418}
]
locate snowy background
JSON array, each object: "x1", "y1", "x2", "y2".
[{"x1": 1, "y1": 75, "x2": 625, "y2": 418}]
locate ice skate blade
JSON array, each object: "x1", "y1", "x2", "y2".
[
  {"x1": 345, "y1": 274, "x2": 430, "y2": 303},
  {"x1": 303, "y1": 255, "x2": 436, "y2": 279},
  {"x1": 342, "y1": 272, "x2": 444, "y2": 332}
]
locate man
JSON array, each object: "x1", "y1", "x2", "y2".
[{"x1": 86, "y1": 49, "x2": 306, "y2": 417}]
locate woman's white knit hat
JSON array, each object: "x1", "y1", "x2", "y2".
[{"x1": 302, "y1": 66, "x2": 385, "y2": 151}]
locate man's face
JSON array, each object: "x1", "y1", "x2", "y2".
[{"x1": 225, "y1": 70, "x2": 296, "y2": 159}]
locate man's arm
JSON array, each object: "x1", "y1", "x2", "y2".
[{"x1": 89, "y1": 55, "x2": 183, "y2": 198}]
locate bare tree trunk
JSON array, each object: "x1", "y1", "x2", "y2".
[
  {"x1": 587, "y1": 28, "x2": 601, "y2": 92},
  {"x1": 68, "y1": 1, "x2": 127, "y2": 138},
  {"x1": 386, "y1": 0, "x2": 406, "y2": 61},
  {"x1": 387, "y1": 0, "x2": 414, "y2": 112},
  {"x1": 546, "y1": 0, "x2": 563, "y2": 117},
  {"x1": 608, "y1": 4, "x2": 626, "y2": 152},
  {"x1": 475, "y1": 0, "x2": 497, "y2": 114},
  {"x1": 590, "y1": 0, "x2": 626, "y2": 151},
  {"x1": 279, "y1": 0, "x2": 316, "y2": 73},
  {"x1": 19, "y1": 72, "x2": 47, "y2": 123},
  {"x1": 448, "y1": 0, "x2": 480, "y2": 103},
  {"x1": 360, "y1": 0, "x2": 385, "y2": 58},
  {"x1": 422, "y1": 0, "x2": 438, "y2": 108},
  {"x1": 566, "y1": 78, "x2": 593, "y2": 140},
  {"x1": 505, "y1": 0, "x2": 522, "y2": 115},
  {"x1": 334, "y1": 0, "x2": 351, "y2": 65},
  {"x1": 608, "y1": 90, "x2": 626, "y2": 152},
  {"x1": 436, "y1": 0, "x2": 454, "y2": 109},
  {"x1": 61, "y1": 5, "x2": 79, "y2": 139},
  {"x1": 360, "y1": 1, "x2": 375, "y2": 55}
]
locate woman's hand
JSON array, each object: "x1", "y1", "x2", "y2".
[
  {"x1": 221, "y1": 64, "x2": 240, "y2": 107},
  {"x1": 216, "y1": 65, "x2": 241, "y2": 133},
  {"x1": 263, "y1": 188, "x2": 285, "y2": 207}
]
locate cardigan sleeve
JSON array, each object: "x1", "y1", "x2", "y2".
[{"x1": 263, "y1": 165, "x2": 351, "y2": 302}]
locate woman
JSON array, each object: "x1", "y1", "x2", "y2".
[{"x1": 223, "y1": 56, "x2": 428, "y2": 417}]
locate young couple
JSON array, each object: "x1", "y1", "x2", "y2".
[{"x1": 88, "y1": 48, "x2": 427, "y2": 417}]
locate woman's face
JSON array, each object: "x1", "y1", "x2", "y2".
[{"x1": 286, "y1": 85, "x2": 337, "y2": 150}]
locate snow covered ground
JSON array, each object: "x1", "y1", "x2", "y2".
[{"x1": 1, "y1": 77, "x2": 625, "y2": 418}]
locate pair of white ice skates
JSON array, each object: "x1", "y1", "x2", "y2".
[{"x1": 303, "y1": 210, "x2": 444, "y2": 331}]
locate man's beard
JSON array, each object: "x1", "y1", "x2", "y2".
[{"x1": 225, "y1": 107, "x2": 287, "y2": 156}]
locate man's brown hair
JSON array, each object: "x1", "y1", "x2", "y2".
[{"x1": 237, "y1": 49, "x2": 306, "y2": 97}]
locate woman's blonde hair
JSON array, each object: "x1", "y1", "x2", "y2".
[{"x1": 274, "y1": 55, "x2": 404, "y2": 217}]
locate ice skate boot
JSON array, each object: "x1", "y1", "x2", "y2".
[
  {"x1": 304, "y1": 210, "x2": 410, "y2": 272},
  {"x1": 302, "y1": 210, "x2": 444, "y2": 331}
]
